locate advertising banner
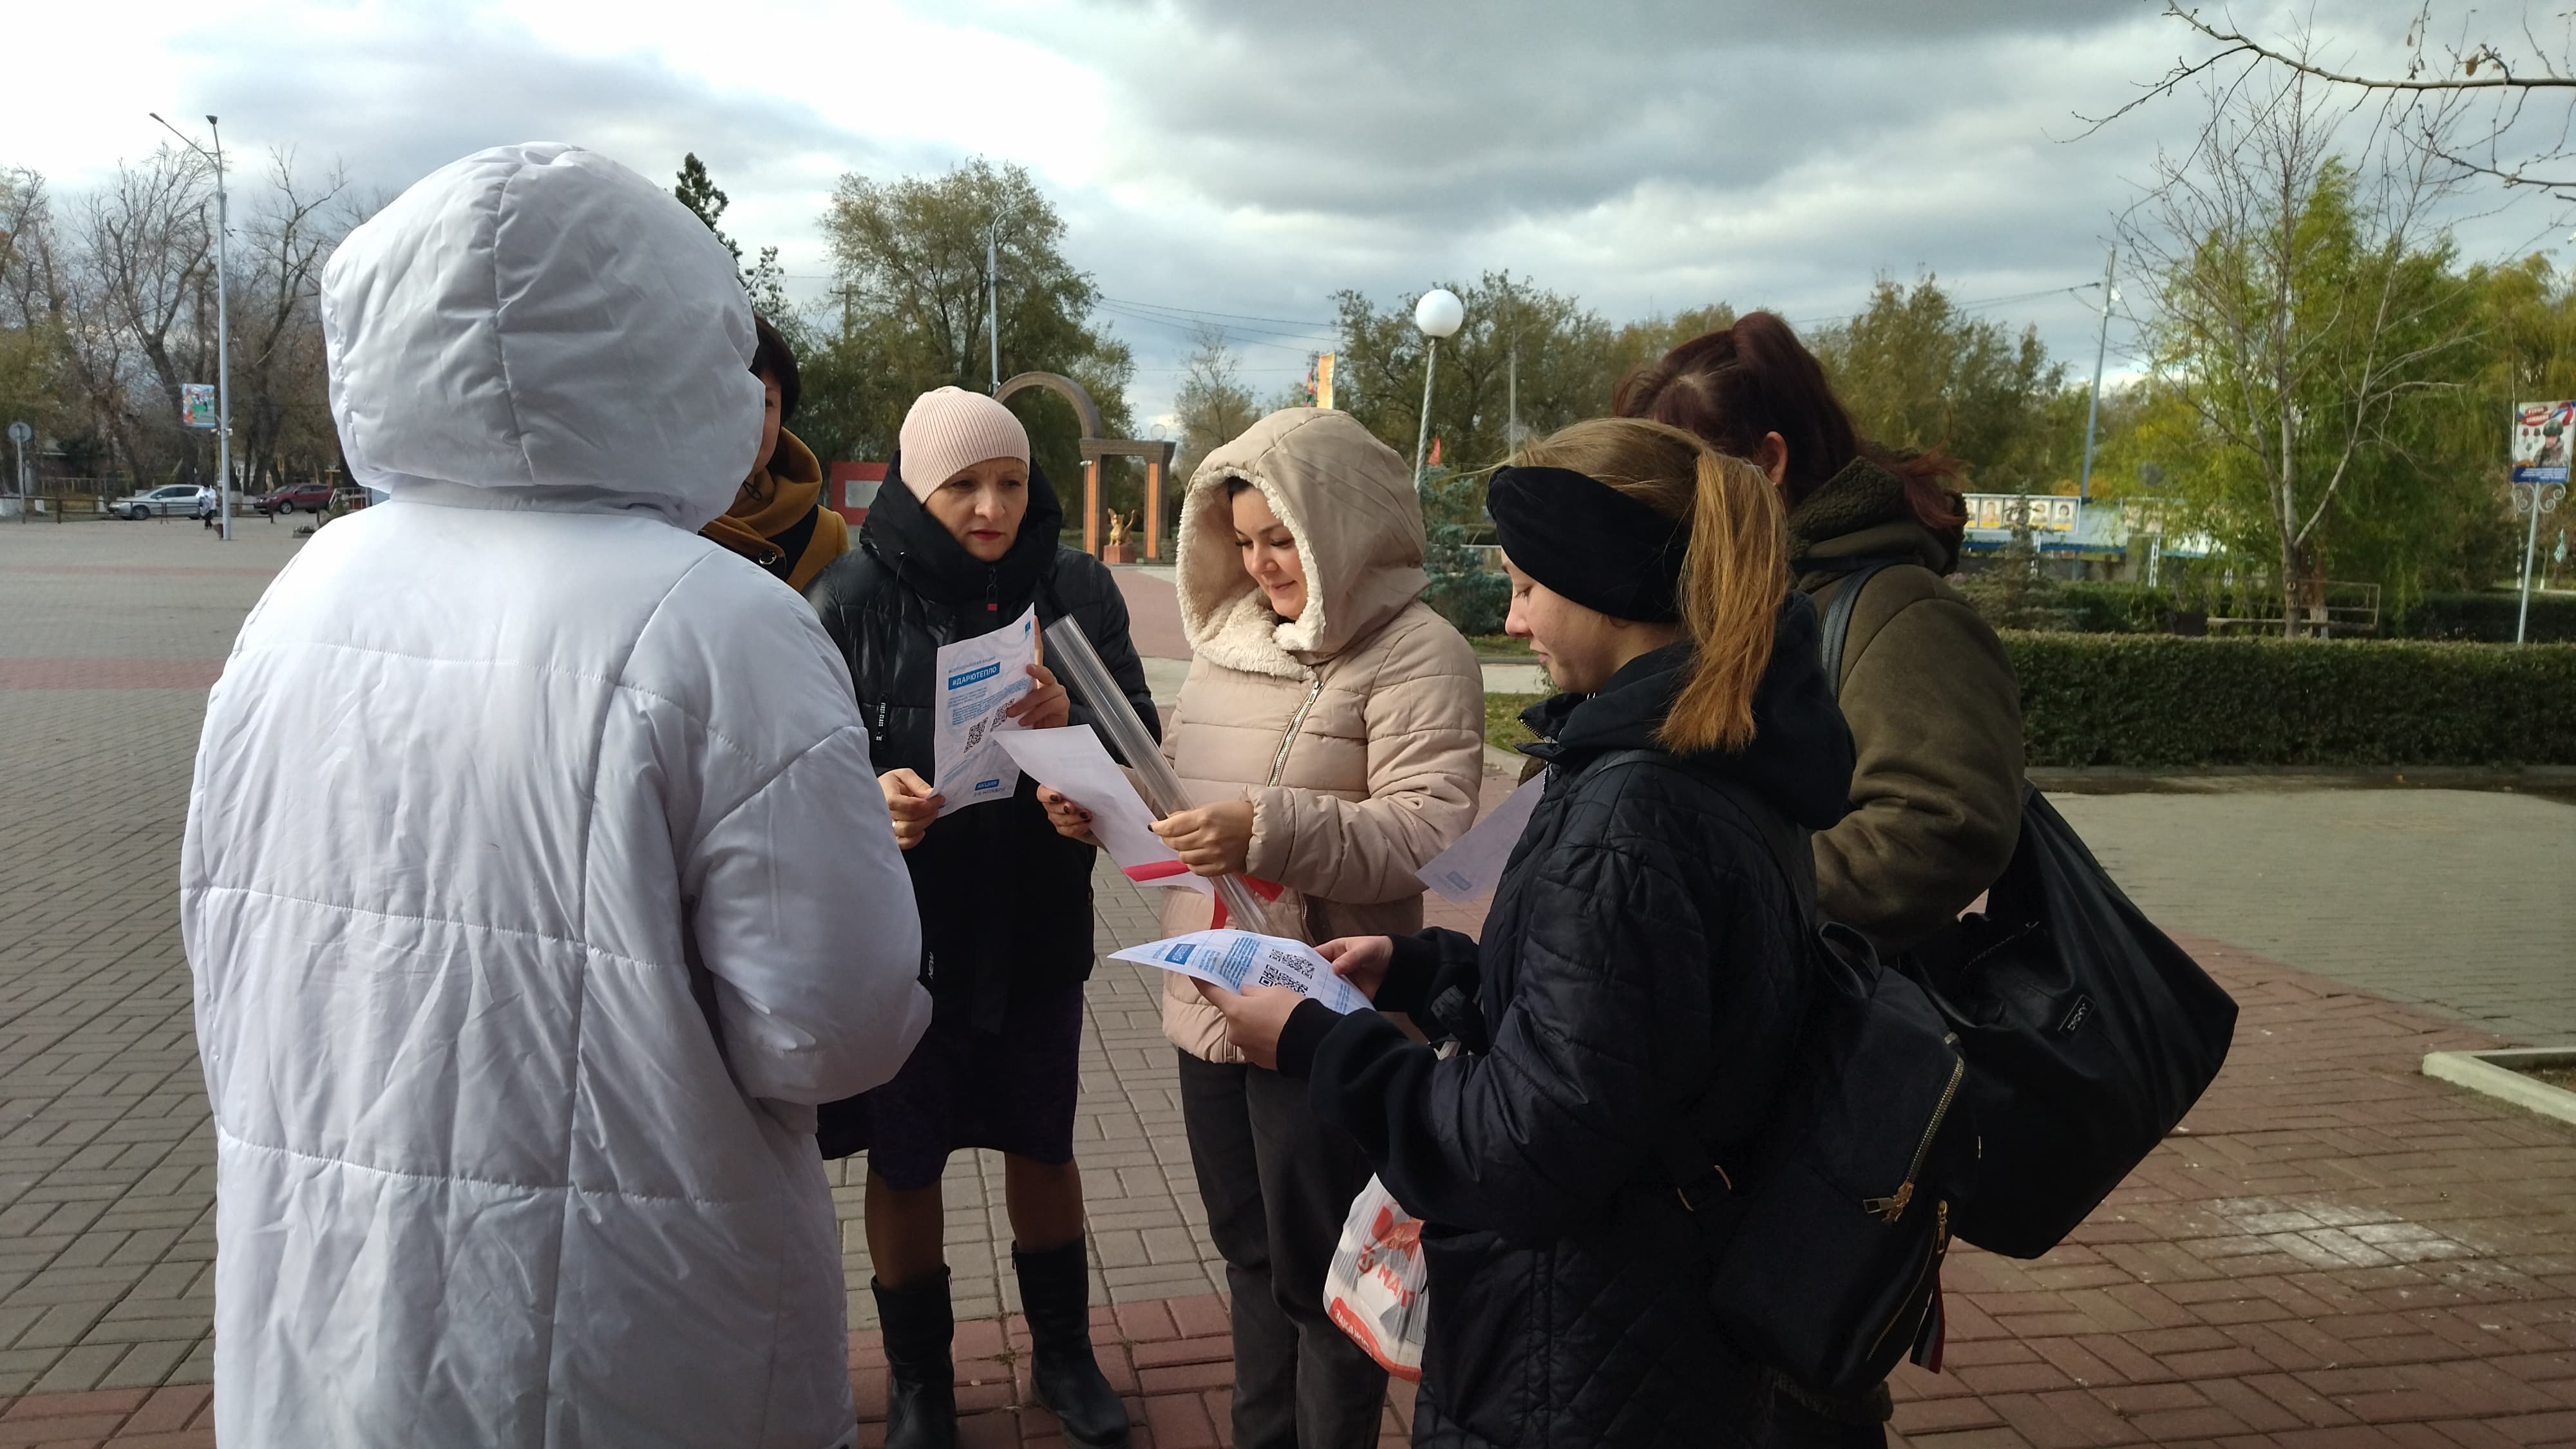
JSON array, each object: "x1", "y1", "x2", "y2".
[
  {"x1": 1966, "y1": 495, "x2": 2079, "y2": 532},
  {"x1": 181, "y1": 384, "x2": 217, "y2": 430},
  {"x1": 2510, "y1": 399, "x2": 2575, "y2": 483}
]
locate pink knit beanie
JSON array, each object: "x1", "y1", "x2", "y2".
[{"x1": 899, "y1": 386, "x2": 1030, "y2": 501}]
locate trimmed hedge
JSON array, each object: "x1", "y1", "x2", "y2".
[
  {"x1": 2392, "y1": 591, "x2": 2576, "y2": 644},
  {"x1": 2003, "y1": 632, "x2": 2576, "y2": 767},
  {"x1": 2056, "y1": 582, "x2": 2170, "y2": 635}
]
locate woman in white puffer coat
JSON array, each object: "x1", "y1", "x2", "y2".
[
  {"x1": 182, "y1": 143, "x2": 932, "y2": 1449},
  {"x1": 1046, "y1": 408, "x2": 1484, "y2": 1448}
]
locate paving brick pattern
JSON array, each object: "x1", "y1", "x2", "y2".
[
  {"x1": 0, "y1": 530, "x2": 300, "y2": 1406},
  {"x1": 1882, "y1": 938, "x2": 2576, "y2": 1448}
]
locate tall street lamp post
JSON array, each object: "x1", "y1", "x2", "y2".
[
  {"x1": 152, "y1": 111, "x2": 233, "y2": 542},
  {"x1": 2076, "y1": 248, "x2": 2118, "y2": 504},
  {"x1": 1410, "y1": 287, "x2": 1464, "y2": 493},
  {"x1": 985, "y1": 205, "x2": 1021, "y2": 395}
]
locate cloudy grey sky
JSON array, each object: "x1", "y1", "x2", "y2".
[{"x1": 7, "y1": 0, "x2": 2564, "y2": 429}]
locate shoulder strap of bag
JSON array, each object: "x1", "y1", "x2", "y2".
[{"x1": 1815, "y1": 560, "x2": 1903, "y2": 701}]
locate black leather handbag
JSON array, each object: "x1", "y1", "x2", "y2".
[{"x1": 1817, "y1": 562, "x2": 2240, "y2": 1260}]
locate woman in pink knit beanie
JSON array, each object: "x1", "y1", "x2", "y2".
[{"x1": 802, "y1": 385, "x2": 1155, "y2": 1449}]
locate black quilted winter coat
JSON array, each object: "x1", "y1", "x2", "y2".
[
  {"x1": 1278, "y1": 598, "x2": 1856, "y2": 1448},
  {"x1": 802, "y1": 455, "x2": 1156, "y2": 1045}
]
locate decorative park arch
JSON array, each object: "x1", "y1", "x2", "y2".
[{"x1": 996, "y1": 371, "x2": 1176, "y2": 561}]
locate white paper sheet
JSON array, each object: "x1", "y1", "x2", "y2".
[
  {"x1": 1417, "y1": 774, "x2": 1545, "y2": 903},
  {"x1": 931, "y1": 604, "x2": 1038, "y2": 817},
  {"x1": 1110, "y1": 929, "x2": 1372, "y2": 1015},
  {"x1": 995, "y1": 727, "x2": 1212, "y2": 896}
]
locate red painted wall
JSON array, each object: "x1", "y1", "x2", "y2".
[{"x1": 828, "y1": 462, "x2": 887, "y2": 527}]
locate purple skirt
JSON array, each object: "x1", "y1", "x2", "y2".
[{"x1": 817, "y1": 979, "x2": 1088, "y2": 1189}]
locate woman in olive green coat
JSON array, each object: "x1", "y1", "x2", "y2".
[{"x1": 1618, "y1": 310, "x2": 2022, "y2": 957}]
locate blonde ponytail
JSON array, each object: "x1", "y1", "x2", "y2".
[{"x1": 1511, "y1": 419, "x2": 1787, "y2": 753}]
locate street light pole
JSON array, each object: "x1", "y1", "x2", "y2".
[
  {"x1": 1410, "y1": 288, "x2": 1464, "y2": 493},
  {"x1": 987, "y1": 216, "x2": 1001, "y2": 393},
  {"x1": 2077, "y1": 246, "x2": 2116, "y2": 504},
  {"x1": 1412, "y1": 343, "x2": 1441, "y2": 489},
  {"x1": 151, "y1": 111, "x2": 233, "y2": 540}
]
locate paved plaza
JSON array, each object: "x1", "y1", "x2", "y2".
[
  {"x1": 3, "y1": 518, "x2": 2573, "y2": 1445},
  {"x1": 2050, "y1": 790, "x2": 2575, "y2": 1044}
]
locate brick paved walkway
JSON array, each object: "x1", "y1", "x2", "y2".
[
  {"x1": 1, "y1": 527, "x2": 304, "y2": 1406},
  {"x1": 13, "y1": 940, "x2": 2563, "y2": 1448},
  {"x1": 6, "y1": 525, "x2": 2575, "y2": 1446}
]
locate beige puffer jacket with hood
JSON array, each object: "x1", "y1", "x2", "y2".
[{"x1": 1157, "y1": 409, "x2": 1485, "y2": 1063}]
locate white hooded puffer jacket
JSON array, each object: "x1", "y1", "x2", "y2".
[{"x1": 182, "y1": 144, "x2": 932, "y2": 1449}]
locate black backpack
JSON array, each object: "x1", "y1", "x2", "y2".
[
  {"x1": 1644, "y1": 755, "x2": 1966, "y2": 1402},
  {"x1": 1815, "y1": 560, "x2": 2240, "y2": 1259}
]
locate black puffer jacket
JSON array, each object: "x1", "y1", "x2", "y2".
[
  {"x1": 1278, "y1": 598, "x2": 1855, "y2": 1448},
  {"x1": 802, "y1": 455, "x2": 1155, "y2": 1049}
]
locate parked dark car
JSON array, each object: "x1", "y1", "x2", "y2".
[{"x1": 257, "y1": 483, "x2": 336, "y2": 516}]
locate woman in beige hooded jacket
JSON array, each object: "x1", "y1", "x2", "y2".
[{"x1": 1155, "y1": 408, "x2": 1484, "y2": 1447}]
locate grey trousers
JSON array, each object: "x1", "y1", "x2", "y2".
[{"x1": 1177, "y1": 1052, "x2": 1388, "y2": 1449}]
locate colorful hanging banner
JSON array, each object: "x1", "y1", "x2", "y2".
[{"x1": 2510, "y1": 399, "x2": 2575, "y2": 483}]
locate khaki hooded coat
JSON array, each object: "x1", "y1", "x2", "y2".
[
  {"x1": 1790, "y1": 456, "x2": 2025, "y2": 953},
  {"x1": 1156, "y1": 410, "x2": 1485, "y2": 1063}
]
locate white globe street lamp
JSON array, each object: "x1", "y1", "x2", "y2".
[{"x1": 1410, "y1": 288, "x2": 1464, "y2": 492}]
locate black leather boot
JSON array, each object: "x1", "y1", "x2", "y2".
[
  {"x1": 872, "y1": 1270, "x2": 958, "y2": 1449},
  {"x1": 1013, "y1": 1240, "x2": 1130, "y2": 1448}
]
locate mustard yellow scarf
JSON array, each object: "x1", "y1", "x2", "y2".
[{"x1": 702, "y1": 428, "x2": 849, "y2": 592}]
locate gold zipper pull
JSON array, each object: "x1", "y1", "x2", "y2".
[{"x1": 1862, "y1": 1181, "x2": 1913, "y2": 1222}]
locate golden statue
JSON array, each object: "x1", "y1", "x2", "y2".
[{"x1": 1105, "y1": 509, "x2": 1134, "y2": 551}]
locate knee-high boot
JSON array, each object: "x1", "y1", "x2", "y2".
[
  {"x1": 872, "y1": 1270, "x2": 958, "y2": 1449},
  {"x1": 1013, "y1": 1240, "x2": 1130, "y2": 1448}
]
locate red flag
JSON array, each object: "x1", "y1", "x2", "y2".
[{"x1": 1428, "y1": 435, "x2": 1443, "y2": 468}]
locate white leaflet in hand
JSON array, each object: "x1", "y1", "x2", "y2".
[
  {"x1": 932, "y1": 603, "x2": 1038, "y2": 817},
  {"x1": 1111, "y1": 929, "x2": 1371, "y2": 1015},
  {"x1": 994, "y1": 728, "x2": 1213, "y2": 897},
  {"x1": 1417, "y1": 774, "x2": 1545, "y2": 903}
]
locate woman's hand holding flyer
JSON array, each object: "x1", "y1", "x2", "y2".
[{"x1": 1112, "y1": 929, "x2": 1372, "y2": 1014}]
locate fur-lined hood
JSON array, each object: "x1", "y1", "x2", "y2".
[{"x1": 1175, "y1": 408, "x2": 1428, "y2": 678}]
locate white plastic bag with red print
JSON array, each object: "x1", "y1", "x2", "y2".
[{"x1": 1323, "y1": 1175, "x2": 1427, "y2": 1381}]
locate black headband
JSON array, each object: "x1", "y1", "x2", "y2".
[{"x1": 1486, "y1": 465, "x2": 1689, "y2": 623}]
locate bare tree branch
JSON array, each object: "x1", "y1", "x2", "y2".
[{"x1": 2166, "y1": 5, "x2": 2572, "y2": 94}]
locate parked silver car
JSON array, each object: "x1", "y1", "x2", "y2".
[{"x1": 111, "y1": 484, "x2": 215, "y2": 520}]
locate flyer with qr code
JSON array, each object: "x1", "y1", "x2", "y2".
[
  {"x1": 1109, "y1": 929, "x2": 1371, "y2": 1015},
  {"x1": 930, "y1": 604, "x2": 1038, "y2": 817}
]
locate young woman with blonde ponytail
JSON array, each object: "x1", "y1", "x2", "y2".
[{"x1": 1202, "y1": 418, "x2": 1862, "y2": 1448}]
